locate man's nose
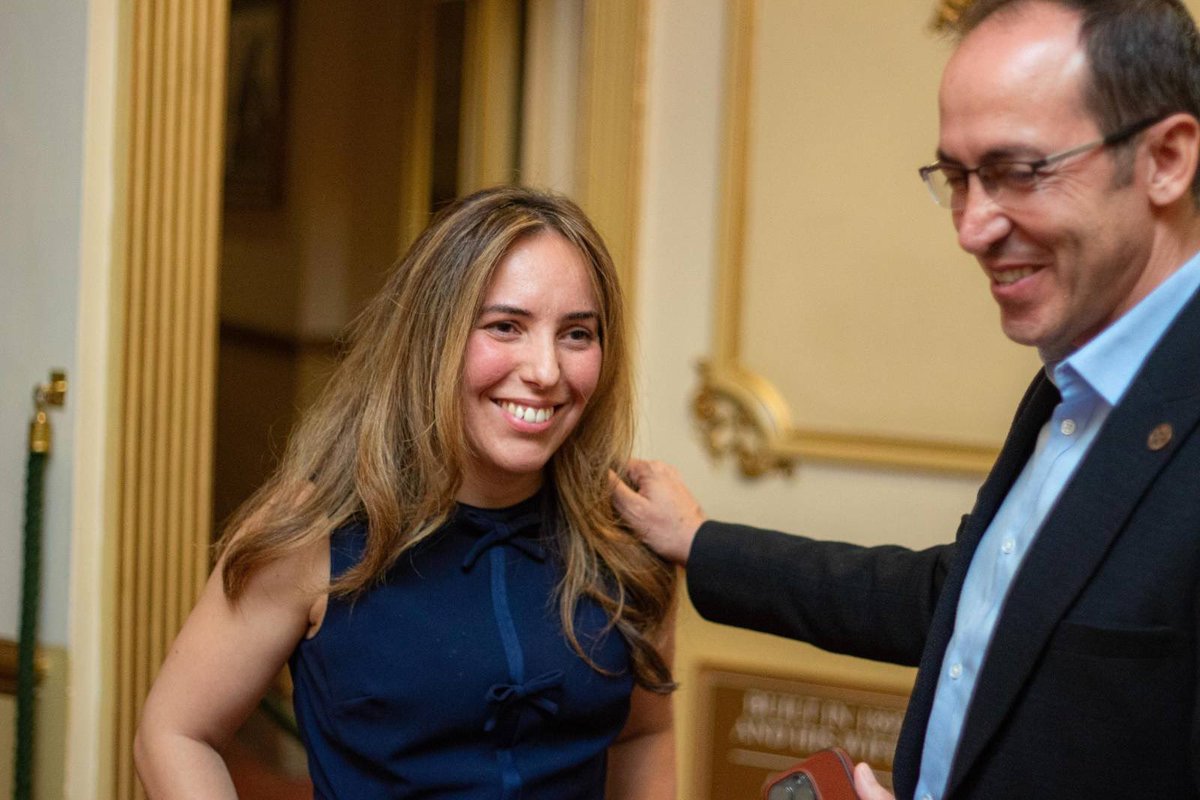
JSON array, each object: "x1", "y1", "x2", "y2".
[{"x1": 954, "y1": 176, "x2": 1012, "y2": 256}]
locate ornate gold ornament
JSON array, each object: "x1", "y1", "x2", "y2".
[{"x1": 931, "y1": 0, "x2": 976, "y2": 32}]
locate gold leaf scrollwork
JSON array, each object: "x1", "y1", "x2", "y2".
[
  {"x1": 693, "y1": 361, "x2": 795, "y2": 479},
  {"x1": 931, "y1": 0, "x2": 975, "y2": 32}
]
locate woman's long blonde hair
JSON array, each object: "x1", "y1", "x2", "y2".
[{"x1": 218, "y1": 185, "x2": 675, "y2": 691}]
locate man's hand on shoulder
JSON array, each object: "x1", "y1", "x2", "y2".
[{"x1": 610, "y1": 458, "x2": 705, "y2": 566}]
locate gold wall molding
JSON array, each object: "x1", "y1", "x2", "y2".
[
  {"x1": 398, "y1": 0, "x2": 438, "y2": 250},
  {"x1": 576, "y1": 0, "x2": 648, "y2": 296},
  {"x1": 459, "y1": 0, "x2": 523, "y2": 191},
  {"x1": 695, "y1": 362, "x2": 1001, "y2": 475},
  {"x1": 694, "y1": 362, "x2": 796, "y2": 479},
  {"x1": 697, "y1": 0, "x2": 999, "y2": 477},
  {"x1": 111, "y1": 0, "x2": 226, "y2": 796}
]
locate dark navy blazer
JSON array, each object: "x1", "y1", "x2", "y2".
[{"x1": 688, "y1": 290, "x2": 1200, "y2": 798}]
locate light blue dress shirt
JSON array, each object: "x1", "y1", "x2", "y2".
[{"x1": 913, "y1": 251, "x2": 1200, "y2": 800}]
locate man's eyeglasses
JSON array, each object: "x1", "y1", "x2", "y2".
[{"x1": 918, "y1": 113, "x2": 1166, "y2": 211}]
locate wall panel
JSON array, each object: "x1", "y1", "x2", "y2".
[
  {"x1": 696, "y1": 0, "x2": 1040, "y2": 477},
  {"x1": 111, "y1": 1, "x2": 226, "y2": 795}
]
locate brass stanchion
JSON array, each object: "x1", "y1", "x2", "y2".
[{"x1": 14, "y1": 370, "x2": 65, "y2": 800}]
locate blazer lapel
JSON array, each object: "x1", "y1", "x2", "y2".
[
  {"x1": 944, "y1": 291, "x2": 1200, "y2": 796},
  {"x1": 891, "y1": 373, "x2": 1060, "y2": 797}
]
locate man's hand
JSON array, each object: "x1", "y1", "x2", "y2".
[
  {"x1": 853, "y1": 762, "x2": 895, "y2": 800},
  {"x1": 610, "y1": 459, "x2": 705, "y2": 565}
]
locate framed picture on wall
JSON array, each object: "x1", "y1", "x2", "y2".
[
  {"x1": 694, "y1": 664, "x2": 910, "y2": 800},
  {"x1": 224, "y1": 0, "x2": 288, "y2": 209}
]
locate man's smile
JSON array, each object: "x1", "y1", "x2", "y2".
[{"x1": 989, "y1": 265, "x2": 1039, "y2": 285}]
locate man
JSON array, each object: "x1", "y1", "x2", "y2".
[{"x1": 613, "y1": 0, "x2": 1200, "y2": 797}]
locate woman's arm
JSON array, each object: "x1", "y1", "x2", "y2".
[
  {"x1": 133, "y1": 535, "x2": 327, "y2": 798},
  {"x1": 606, "y1": 602, "x2": 677, "y2": 800}
]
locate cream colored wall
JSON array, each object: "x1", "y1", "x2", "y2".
[
  {"x1": 0, "y1": 0, "x2": 100, "y2": 797},
  {"x1": 0, "y1": 0, "x2": 87, "y2": 651},
  {"x1": 637, "y1": 0, "x2": 998, "y2": 793}
]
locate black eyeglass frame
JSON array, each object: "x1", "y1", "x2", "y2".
[{"x1": 917, "y1": 112, "x2": 1169, "y2": 210}]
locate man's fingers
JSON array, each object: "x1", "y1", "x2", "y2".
[
  {"x1": 853, "y1": 762, "x2": 894, "y2": 800},
  {"x1": 609, "y1": 469, "x2": 645, "y2": 519},
  {"x1": 624, "y1": 457, "x2": 650, "y2": 482}
]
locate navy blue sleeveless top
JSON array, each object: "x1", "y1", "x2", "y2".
[{"x1": 288, "y1": 492, "x2": 634, "y2": 799}]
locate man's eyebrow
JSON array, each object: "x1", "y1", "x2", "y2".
[{"x1": 935, "y1": 145, "x2": 1044, "y2": 164}]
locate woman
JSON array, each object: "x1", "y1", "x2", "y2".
[{"x1": 134, "y1": 186, "x2": 677, "y2": 799}]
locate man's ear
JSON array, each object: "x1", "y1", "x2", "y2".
[{"x1": 1145, "y1": 112, "x2": 1200, "y2": 207}]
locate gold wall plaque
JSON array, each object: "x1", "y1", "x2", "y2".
[{"x1": 696, "y1": 664, "x2": 910, "y2": 799}]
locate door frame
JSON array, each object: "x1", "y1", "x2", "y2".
[{"x1": 67, "y1": 1, "x2": 648, "y2": 796}]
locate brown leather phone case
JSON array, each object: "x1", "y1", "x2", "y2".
[{"x1": 760, "y1": 747, "x2": 861, "y2": 800}]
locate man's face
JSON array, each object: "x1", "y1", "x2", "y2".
[{"x1": 937, "y1": 2, "x2": 1156, "y2": 361}]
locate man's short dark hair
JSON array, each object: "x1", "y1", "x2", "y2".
[{"x1": 956, "y1": 0, "x2": 1200, "y2": 202}]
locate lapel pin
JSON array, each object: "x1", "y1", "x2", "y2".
[{"x1": 1147, "y1": 423, "x2": 1173, "y2": 451}]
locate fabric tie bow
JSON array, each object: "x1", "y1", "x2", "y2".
[
  {"x1": 459, "y1": 510, "x2": 546, "y2": 571},
  {"x1": 483, "y1": 669, "x2": 565, "y2": 733}
]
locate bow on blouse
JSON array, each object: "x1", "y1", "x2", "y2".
[
  {"x1": 457, "y1": 507, "x2": 564, "y2": 735},
  {"x1": 459, "y1": 510, "x2": 546, "y2": 571},
  {"x1": 483, "y1": 670, "x2": 566, "y2": 733}
]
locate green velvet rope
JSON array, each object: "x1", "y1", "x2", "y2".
[{"x1": 14, "y1": 449, "x2": 45, "y2": 800}]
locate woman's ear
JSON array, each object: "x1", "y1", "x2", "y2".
[{"x1": 1144, "y1": 112, "x2": 1200, "y2": 207}]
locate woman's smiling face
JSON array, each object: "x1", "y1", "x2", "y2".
[{"x1": 457, "y1": 230, "x2": 602, "y2": 507}]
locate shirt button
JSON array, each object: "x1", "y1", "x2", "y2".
[
  {"x1": 949, "y1": 663, "x2": 963, "y2": 680},
  {"x1": 1001, "y1": 538, "x2": 1015, "y2": 555},
  {"x1": 1060, "y1": 419, "x2": 1076, "y2": 435},
  {"x1": 922, "y1": 793, "x2": 934, "y2": 800}
]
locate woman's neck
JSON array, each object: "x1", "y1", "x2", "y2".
[{"x1": 454, "y1": 472, "x2": 544, "y2": 509}]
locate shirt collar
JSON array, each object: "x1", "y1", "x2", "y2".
[{"x1": 1047, "y1": 249, "x2": 1200, "y2": 407}]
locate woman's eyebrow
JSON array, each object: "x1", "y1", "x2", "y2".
[
  {"x1": 478, "y1": 306, "x2": 599, "y2": 321},
  {"x1": 479, "y1": 303, "x2": 531, "y2": 317}
]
